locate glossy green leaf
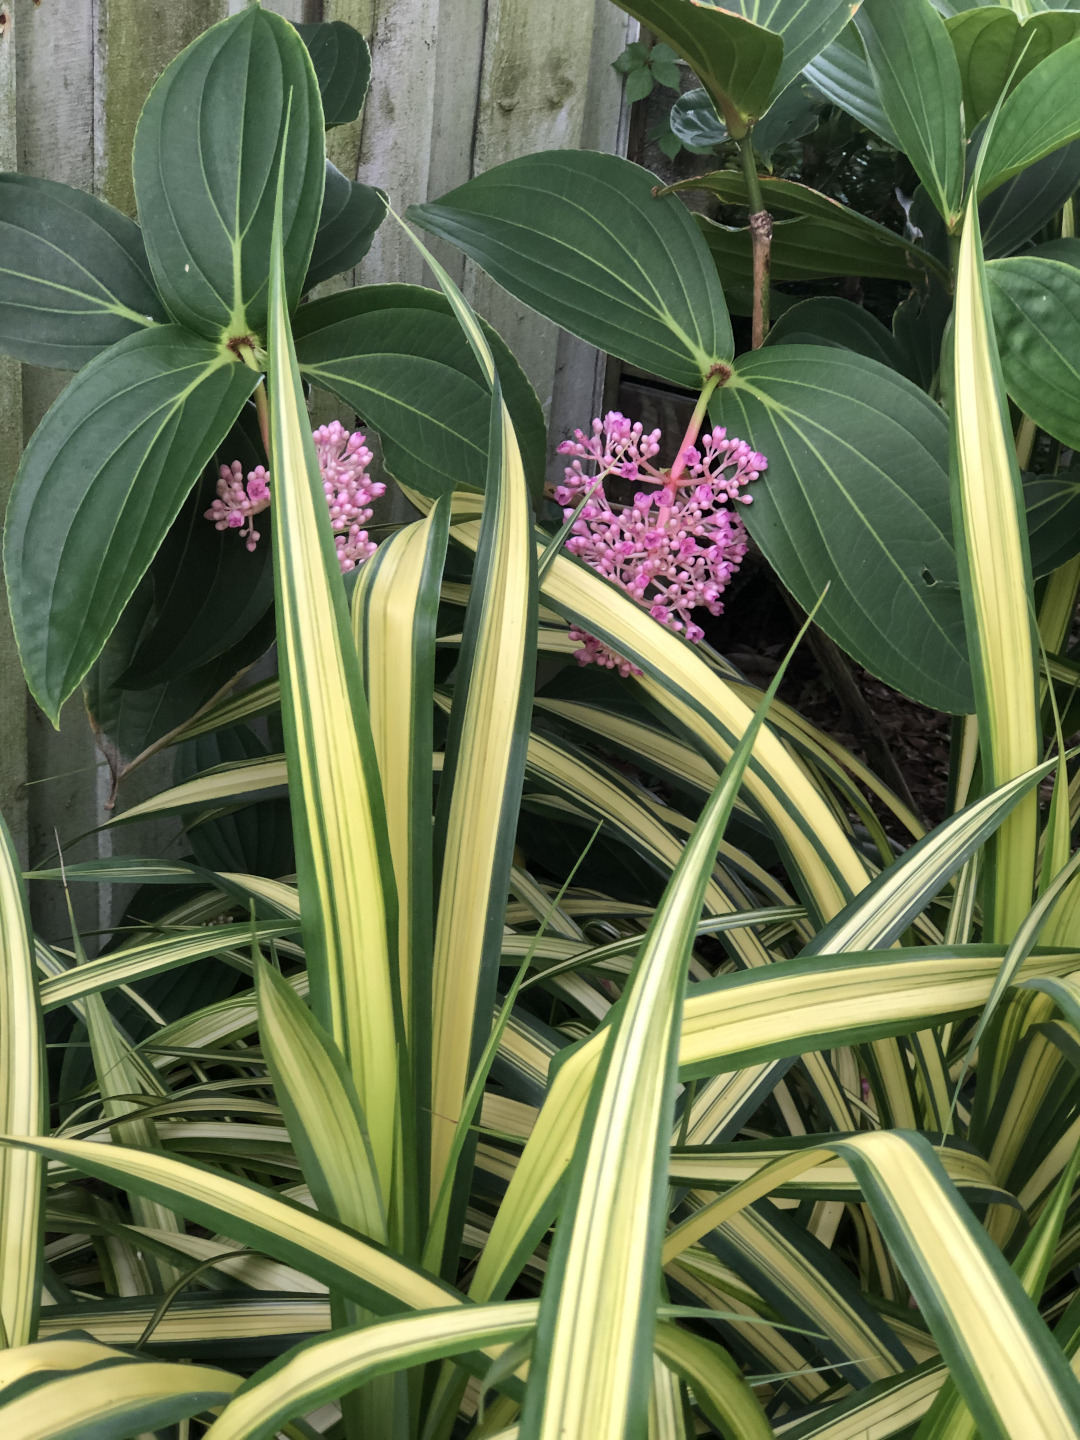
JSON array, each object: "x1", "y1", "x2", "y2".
[
  {"x1": 979, "y1": 37, "x2": 1080, "y2": 197},
  {"x1": 3, "y1": 1136, "x2": 458, "y2": 1317},
  {"x1": 947, "y1": 8, "x2": 1080, "y2": 123},
  {"x1": 715, "y1": 347, "x2": 974, "y2": 713},
  {"x1": 950, "y1": 191, "x2": 1040, "y2": 942},
  {"x1": 1025, "y1": 477, "x2": 1080, "y2": 578},
  {"x1": 4, "y1": 326, "x2": 257, "y2": 723},
  {"x1": 0, "y1": 174, "x2": 165, "y2": 369},
  {"x1": 764, "y1": 296, "x2": 908, "y2": 372},
  {"x1": 610, "y1": 0, "x2": 856, "y2": 133},
  {"x1": 0, "y1": 1344, "x2": 241, "y2": 1439},
  {"x1": 410, "y1": 151, "x2": 733, "y2": 389},
  {"x1": 295, "y1": 20, "x2": 371, "y2": 128},
  {"x1": 304, "y1": 163, "x2": 387, "y2": 292},
  {"x1": 987, "y1": 257, "x2": 1080, "y2": 450},
  {"x1": 804, "y1": 24, "x2": 900, "y2": 146},
  {"x1": 0, "y1": 816, "x2": 44, "y2": 1350},
  {"x1": 132, "y1": 7, "x2": 325, "y2": 340},
  {"x1": 37, "y1": 920, "x2": 296, "y2": 1012},
  {"x1": 520, "y1": 633, "x2": 792, "y2": 1440},
  {"x1": 855, "y1": 0, "x2": 965, "y2": 225},
  {"x1": 256, "y1": 961, "x2": 384, "y2": 1240},
  {"x1": 294, "y1": 285, "x2": 546, "y2": 499},
  {"x1": 265, "y1": 174, "x2": 400, "y2": 1206},
  {"x1": 981, "y1": 142, "x2": 1080, "y2": 259},
  {"x1": 671, "y1": 169, "x2": 942, "y2": 284},
  {"x1": 200, "y1": 1304, "x2": 535, "y2": 1440}
]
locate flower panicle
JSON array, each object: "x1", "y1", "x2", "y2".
[
  {"x1": 204, "y1": 419, "x2": 385, "y2": 573},
  {"x1": 553, "y1": 410, "x2": 765, "y2": 674}
]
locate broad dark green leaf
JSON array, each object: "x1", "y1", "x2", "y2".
[
  {"x1": 294, "y1": 285, "x2": 546, "y2": 500},
  {"x1": 765, "y1": 296, "x2": 907, "y2": 373},
  {"x1": 86, "y1": 573, "x2": 275, "y2": 765},
  {"x1": 979, "y1": 36, "x2": 1080, "y2": 197},
  {"x1": 981, "y1": 141, "x2": 1080, "y2": 259},
  {"x1": 608, "y1": 0, "x2": 782, "y2": 132},
  {"x1": 1024, "y1": 477, "x2": 1080, "y2": 578},
  {"x1": 133, "y1": 6, "x2": 325, "y2": 341},
  {"x1": 748, "y1": 79, "x2": 819, "y2": 162},
  {"x1": 947, "y1": 8, "x2": 1080, "y2": 123},
  {"x1": 716, "y1": 346, "x2": 973, "y2": 713},
  {"x1": 804, "y1": 24, "x2": 900, "y2": 147},
  {"x1": 295, "y1": 20, "x2": 371, "y2": 128},
  {"x1": 305, "y1": 163, "x2": 387, "y2": 291},
  {"x1": 614, "y1": 0, "x2": 857, "y2": 131},
  {"x1": 410, "y1": 150, "x2": 732, "y2": 390},
  {"x1": 855, "y1": 0, "x2": 966, "y2": 225},
  {"x1": 669, "y1": 88, "x2": 728, "y2": 150},
  {"x1": 176, "y1": 726, "x2": 293, "y2": 879},
  {"x1": 987, "y1": 256, "x2": 1080, "y2": 450},
  {"x1": 4, "y1": 327, "x2": 257, "y2": 723},
  {"x1": 0, "y1": 174, "x2": 166, "y2": 369},
  {"x1": 673, "y1": 170, "x2": 940, "y2": 283},
  {"x1": 118, "y1": 461, "x2": 275, "y2": 689}
]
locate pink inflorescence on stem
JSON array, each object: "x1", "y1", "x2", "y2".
[
  {"x1": 555, "y1": 412, "x2": 766, "y2": 676},
  {"x1": 205, "y1": 420, "x2": 385, "y2": 573}
]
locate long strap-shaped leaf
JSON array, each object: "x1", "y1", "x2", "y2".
[
  {"x1": 519, "y1": 647, "x2": 791, "y2": 1440},
  {"x1": 429, "y1": 388, "x2": 537, "y2": 1229},
  {"x1": 950, "y1": 188, "x2": 1040, "y2": 943},
  {"x1": 0, "y1": 814, "x2": 43, "y2": 1348},
  {"x1": 265, "y1": 157, "x2": 400, "y2": 1203},
  {"x1": 353, "y1": 502, "x2": 449, "y2": 1214},
  {"x1": 202, "y1": 1302, "x2": 537, "y2": 1440},
  {"x1": 451, "y1": 522, "x2": 869, "y2": 924},
  {"x1": 0, "y1": 1137, "x2": 459, "y2": 1318}
]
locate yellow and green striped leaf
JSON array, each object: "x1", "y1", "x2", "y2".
[
  {"x1": 950, "y1": 189, "x2": 1040, "y2": 943},
  {"x1": 0, "y1": 814, "x2": 43, "y2": 1348},
  {"x1": 202, "y1": 1303, "x2": 537, "y2": 1440},
  {"x1": 265, "y1": 165, "x2": 400, "y2": 1207}
]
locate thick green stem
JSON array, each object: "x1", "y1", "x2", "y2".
[
  {"x1": 740, "y1": 135, "x2": 772, "y2": 348},
  {"x1": 253, "y1": 378, "x2": 271, "y2": 457}
]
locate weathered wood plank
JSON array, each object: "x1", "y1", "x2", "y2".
[
  {"x1": 356, "y1": 0, "x2": 441, "y2": 288},
  {"x1": 464, "y1": 0, "x2": 598, "y2": 400},
  {"x1": 547, "y1": 1, "x2": 635, "y2": 468},
  {"x1": 0, "y1": 1, "x2": 26, "y2": 858},
  {"x1": 96, "y1": 1, "x2": 227, "y2": 217}
]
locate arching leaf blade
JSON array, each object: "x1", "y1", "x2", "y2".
[{"x1": 0, "y1": 174, "x2": 165, "y2": 368}]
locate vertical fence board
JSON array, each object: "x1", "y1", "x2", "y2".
[
  {"x1": 0, "y1": 2, "x2": 26, "y2": 859},
  {"x1": 356, "y1": 0, "x2": 441, "y2": 288},
  {"x1": 96, "y1": 1, "x2": 227, "y2": 217},
  {"x1": 547, "y1": 1, "x2": 635, "y2": 466},
  {"x1": 464, "y1": 0, "x2": 599, "y2": 401}
]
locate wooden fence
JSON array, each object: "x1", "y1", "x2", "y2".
[{"x1": 0, "y1": 0, "x2": 633, "y2": 923}]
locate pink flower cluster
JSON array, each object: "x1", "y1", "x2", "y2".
[
  {"x1": 555, "y1": 412, "x2": 765, "y2": 675},
  {"x1": 205, "y1": 421, "x2": 384, "y2": 573}
]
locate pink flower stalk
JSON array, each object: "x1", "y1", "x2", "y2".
[
  {"x1": 555, "y1": 411, "x2": 765, "y2": 675},
  {"x1": 205, "y1": 421, "x2": 385, "y2": 573}
]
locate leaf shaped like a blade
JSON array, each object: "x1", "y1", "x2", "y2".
[
  {"x1": 410, "y1": 151, "x2": 732, "y2": 389},
  {"x1": 202, "y1": 1304, "x2": 536, "y2": 1440},
  {"x1": 295, "y1": 20, "x2": 371, "y2": 128},
  {"x1": 855, "y1": 0, "x2": 965, "y2": 226},
  {"x1": 0, "y1": 815, "x2": 43, "y2": 1348},
  {"x1": 519, "y1": 647, "x2": 792, "y2": 1440},
  {"x1": 716, "y1": 345, "x2": 973, "y2": 714},
  {"x1": 265, "y1": 153, "x2": 401, "y2": 1207},
  {"x1": 3, "y1": 327, "x2": 257, "y2": 722},
  {"x1": 133, "y1": 7, "x2": 325, "y2": 340},
  {"x1": 0, "y1": 175, "x2": 165, "y2": 368},
  {"x1": 950, "y1": 192, "x2": 1040, "y2": 942}
]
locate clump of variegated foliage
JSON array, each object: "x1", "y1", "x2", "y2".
[{"x1": 8, "y1": 2, "x2": 1080, "y2": 1439}]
